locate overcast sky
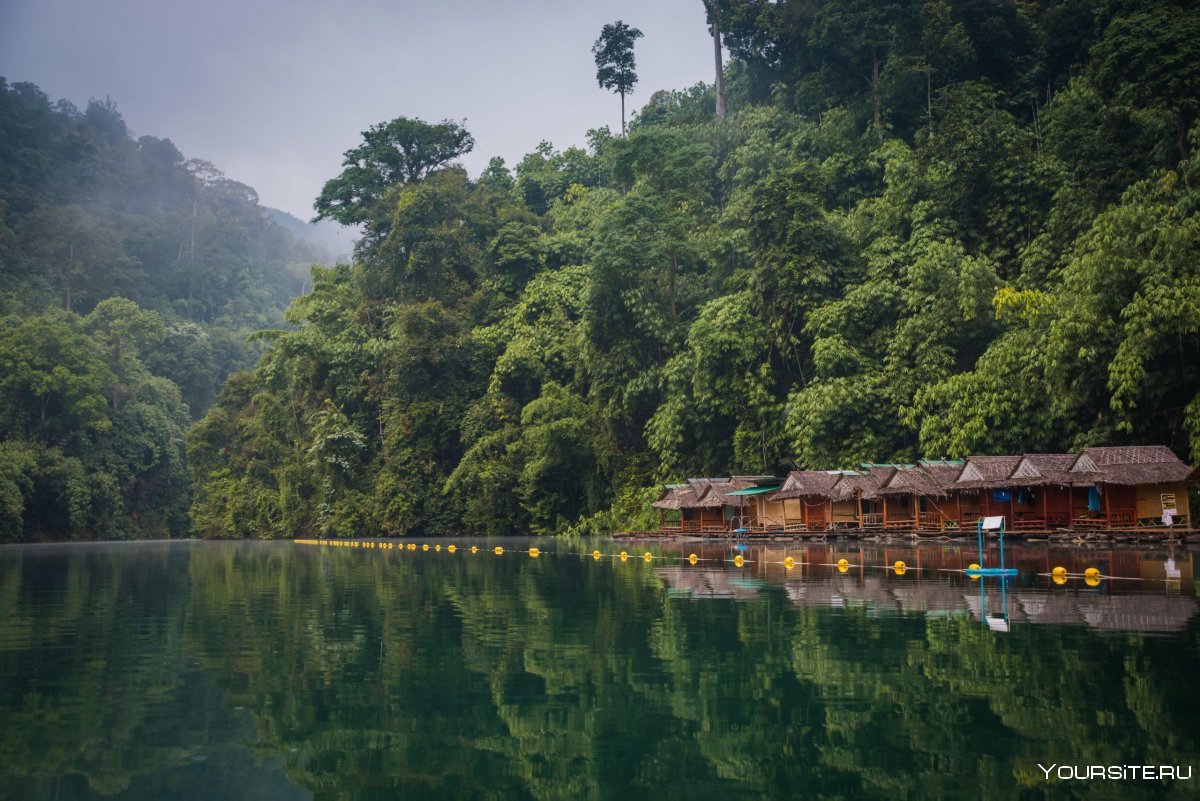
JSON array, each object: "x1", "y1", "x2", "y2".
[{"x1": 0, "y1": 0, "x2": 714, "y2": 220}]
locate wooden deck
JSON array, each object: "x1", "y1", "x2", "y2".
[{"x1": 621, "y1": 523, "x2": 1197, "y2": 542}]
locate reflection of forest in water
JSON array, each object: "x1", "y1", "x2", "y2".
[{"x1": 1, "y1": 540, "x2": 1198, "y2": 800}]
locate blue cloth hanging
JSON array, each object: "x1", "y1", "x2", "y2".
[
  {"x1": 993, "y1": 488, "x2": 1012, "y2": 503},
  {"x1": 1087, "y1": 486, "x2": 1101, "y2": 512}
]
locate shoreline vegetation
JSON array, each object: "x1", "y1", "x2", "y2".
[{"x1": 3, "y1": 1, "x2": 1200, "y2": 543}]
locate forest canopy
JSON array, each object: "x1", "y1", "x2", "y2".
[
  {"x1": 0, "y1": 80, "x2": 327, "y2": 540},
  {"x1": 188, "y1": 0, "x2": 1200, "y2": 539},
  {"x1": 3, "y1": 0, "x2": 1199, "y2": 541}
]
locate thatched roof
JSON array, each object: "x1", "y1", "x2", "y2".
[
  {"x1": 1072, "y1": 446, "x2": 1194, "y2": 485},
  {"x1": 878, "y1": 464, "x2": 954, "y2": 497},
  {"x1": 651, "y1": 485, "x2": 701, "y2": 510},
  {"x1": 693, "y1": 479, "x2": 756, "y2": 508},
  {"x1": 828, "y1": 471, "x2": 887, "y2": 502},
  {"x1": 953, "y1": 455, "x2": 1024, "y2": 490},
  {"x1": 770, "y1": 470, "x2": 843, "y2": 500},
  {"x1": 1001, "y1": 453, "x2": 1090, "y2": 487}
]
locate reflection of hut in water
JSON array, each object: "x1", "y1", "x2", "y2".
[
  {"x1": 774, "y1": 573, "x2": 1200, "y2": 633},
  {"x1": 784, "y1": 576, "x2": 902, "y2": 614},
  {"x1": 890, "y1": 582, "x2": 972, "y2": 615},
  {"x1": 655, "y1": 567, "x2": 765, "y2": 600},
  {"x1": 1014, "y1": 592, "x2": 1197, "y2": 633}
]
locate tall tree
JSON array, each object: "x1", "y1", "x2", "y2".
[
  {"x1": 702, "y1": 1, "x2": 728, "y2": 120},
  {"x1": 313, "y1": 117, "x2": 475, "y2": 228},
  {"x1": 593, "y1": 20, "x2": 644, "y2": 135}
]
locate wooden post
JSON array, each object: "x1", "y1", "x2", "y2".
[{"x1": 1103, "y1": 483, "x2": 1111, "y2": 528}]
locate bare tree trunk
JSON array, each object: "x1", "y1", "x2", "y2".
[
  {"x1": 620, "y1": 90, "x2": 627, "y2": 135},
  {"x1": 871, "y1": 50, "x2": 883, "y2": 142},
  {"x1": 189, "y1": 198, "x2": 197, "y2": 303},
  {"x1": 669, "y1": 252, "x2": 678, "y2": 317},
  {"x1": 709, "y1": 1, "x2": 727, "y2": 120},
  {"x1": 63, "y1": 242, "x2": 73, "y2": 311}
]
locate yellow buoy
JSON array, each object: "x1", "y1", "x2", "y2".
[
  {"x1": 1085, "y1": 575, "x2": 1101, "y2": 588},
  {"x1": 893, "y1": 560, "x2": 906, "y2": 571},
  {"x1": 688, "y1": 553, "x2": 698, "y2": 565},
  {"x1": 968, "y1": 563, "x2": 981, "y2": 571},
  {"x1": 592, "y1": 550, "x2": 602, "y2": 561},
  {"x1": 836, "y1": 558, "x2": 849, "y2": 571},
  {"x1": 1051, "y1": 566, "x2": 1067, "y2": 577},
  {"x1": 643, "y1": 552, "x2": 653, "y2": 562},
  {"x1": 733, "y1": 555, "x2": 745, "y2": 568},
  {"x1": 408, "y1": 543, "x2": 416, "y2": 551},
  {"x1": 435, "y1": 544, "x2": 441, "y2": 552},
  {"x1": 448, "y1": 545, "x2": 456, "y2": 553},
  {"x1": 421, "y1": 544, "x2": 429, "y2": 552},
  {"x1": 619, "y1": 551, "x2": 629, "y2": 561},
  {"x1": 1084, "y1": 567, "x2": 1101, "y2": 579},
  {"x1": 529, "y1": 547, "x2": 540, "y2": 558},
  {"x1": 1052, "y1": 573, "x2": 1068, "y2": 586},
  {"x1": 493, "y1": 546, "x2": 504, "y2": 555},
  {"x1": 470, "y1": 546, "x2": 478, "y2": 553},
  {"x1": 783, "y1": 556, "x2": 796, "y2": 569}
]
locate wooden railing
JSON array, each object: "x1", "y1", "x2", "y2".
[
  {"x1": 1108, "y1": 508, "x2": 1135, "y2": 528},
  {"x1": 916, "y1": 511, "x2": 944, "y2": 531},
  {"x1": 860, "y1": 512, "x2": 884, "y2": 528}
]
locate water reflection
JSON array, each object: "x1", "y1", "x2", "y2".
[{"x1": 1, "y1": 540, "x2": 1198, "y2": 800}]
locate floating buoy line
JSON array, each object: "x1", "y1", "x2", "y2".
[
  {"x1": 290, "y1": 539, "x2": 1084, "y2": 582},
  {"x1": 292, "y1": 539, "x2": 1138, "y2": 590}
]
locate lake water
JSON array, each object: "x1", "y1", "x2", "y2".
[{"x1": 1, "y1": 539, "x2": 1198, "y2": 800}]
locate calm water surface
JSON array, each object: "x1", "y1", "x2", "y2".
[{"x1": 1, "y1": 539, "x2": 1199, "y2": 800}]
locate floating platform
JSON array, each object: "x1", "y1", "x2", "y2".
[{"x1": 619, "y1": 527, "x2": 1199, "y2": 544}]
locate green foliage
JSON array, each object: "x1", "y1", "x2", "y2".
[
  {"x1": 189, "y1": 1, "x2": 1200, "y2": 538},
  {"x1": 313, "y1": 116, "x2": 475, "y2": 229},
  {"x1": 593, "y1": 20, "x2": 645, "y2": 132},
  {"x1": 0, "y1": 306, "x2": 190, "y2": 541}
]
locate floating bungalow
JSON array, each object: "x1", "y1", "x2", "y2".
[{"x1": 637, "y1": 445, "x2": 1196, "y2": 538}]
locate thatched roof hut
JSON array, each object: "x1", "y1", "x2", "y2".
[
  {"x1": 770, "y1": 470, "x2": 843, "y2": 500},
  {"x1": 651, "y1": 484, "x2": 700, "y2": 510},
  {"x1": 1071, "y1": 445, "x2": 1194, "y2": 485},
  {"x1": 878, "y1": 464, "x2": 956, "y2": 497},
  {"x1": 828, "y1": 471, "x2": 887, "y2": 502},
  {"x1": 953, "y1": 455, "x2": 1024, "y2": 490}
]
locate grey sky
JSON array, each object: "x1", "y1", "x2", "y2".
[{"x1": 0, "y1": 0, "x2": 714, "y2": 220}]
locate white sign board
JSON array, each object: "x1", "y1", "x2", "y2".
[{"x1": 982, "y1": 516, "x2": 1005, "y2": 531}]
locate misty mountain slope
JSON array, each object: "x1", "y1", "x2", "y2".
[{"x1": 0, "y1": 78, "x2": 332, "y2": 541}]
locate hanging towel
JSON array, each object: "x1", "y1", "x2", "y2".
[
  {"x1": 993, "y1": 488, "x2": 1012, "y2": 503},
  {"x1": 1087, "y1": 486, "x2": 1101, "y2": 512}
]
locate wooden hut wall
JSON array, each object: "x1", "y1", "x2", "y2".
[
  {"x1": 1042, "y1": 486, "x2": 1072, "y2": 527},
  {"x1": 830, "y1": 499, "x2": 858, "y2": 523},
  {"x1": 782, "y1": 498, "x2": 803, "y2": 524},
  {"x1": 1104, "y1": 484, "x2": 1137, "y2": 527},
  {"x1": 802, "y1": 497, "x2": 828, "y2": 529},
  {"x1": 1134, "y1": 482, "x2": 1190, "y2": 523},
  {"x1": 883, "y1": 494, "x2": 914, "y2": 524},
  {"x1": 757, "y1": 496, "x2": 786, "y2": 529},
  {"x1": 956, "y1": 491, "x2": 981, "y2": 519}
]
